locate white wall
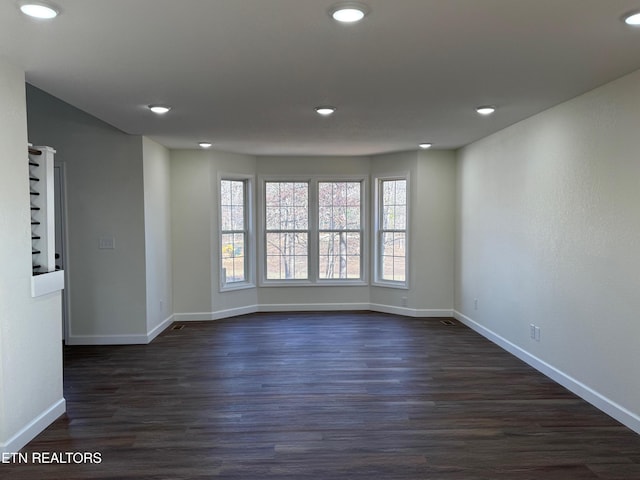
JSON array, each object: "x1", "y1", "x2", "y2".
[
  {"x1": 456, "y1": 69, "x2": 640, "y2": 433},
  {"x1": 256, "y1": 156, "x2": 372, "y2": 310},
  {"x1": 26, "y1": 85, "x2": 148, "y2": 344},
  {"x1": 171, "y1": 149, "x2": 258, "y2": 320},
  {"x1": 370, "y1": 150, "x2": 456, "y2": 315},
  {"x1": 0, "y1": 60, "x2": 64, "y2": 453},
  {"x1": 171, "y1": 151, "x2": 456, "y2": 317},
  {"x1": 142, "y1": 137, "x2": 173, "y2": 338}
]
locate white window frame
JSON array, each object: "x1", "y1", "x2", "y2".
[
  {"x1": 218, "y1": 173, "x2": 256, "y2": 292},
  {"x1": 373, "y1": 172, "x2": 410, "y2": 289},
  {"x1": 258, "y1": 175, "x2": 368, "y2": 287}
]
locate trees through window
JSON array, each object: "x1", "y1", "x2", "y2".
[
  {"x1": 265, "y1": 181, "x2": 309, "y2": 280},
  {"x1": 220, "y1": 179, "x2": 249, "y2": 286},
  {"x1": 318, "y1": 181, "x2": 362, "y2": 280},
  {"x1": 377, "y1": 178, "x2": 408, "y2": 285}
]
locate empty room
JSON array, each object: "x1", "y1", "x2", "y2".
[{"x1": 1, "y1": 1, "x2": 640, "y2": 478}]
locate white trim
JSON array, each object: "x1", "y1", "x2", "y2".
[
  {"x1": 211, "y1": 305, "x2": 259, "y2": 320},
  {"x1": 453, "y1": 310, "x2": 640, "y2": 435},
  {"x1": 174, "y1": 303, "x2": 452, "y2": 320},
  {"x1": 258, "y1": 175, "x2": 369, "y2": 286},
  {"x1": 259, "y1": 302, "x2": 371, "y2": 312},
  {"x1": 173, "y1": 305, "x2": 259, "y2": 322},
  {"x1": 0, "y1": 398, "x2": 66, "y2": 454},
  {"x1": 218, "y1": 173, "x2": 256, "y2": 292},
  {"x1": 66, "y1": 334, "x2": 150, "y2": 345},
  {"x1": 173, "y1": 312, "x2": 218, "y2": 322},
  {"x1": 372, "y1": 172, "x2": 410, "y2": 288},
  {"x1": 370, "y1": 304, "x2": 452, "y2": 317},
  {"x1": 146, "y1": 314, "x2": 174, "y2": 342}
]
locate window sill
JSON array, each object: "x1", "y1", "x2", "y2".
[
  {"x1": 260, "y1": 280, "x2": 368, "y2": 288},
  {"x1": 220, "y1": 282, "x2": 256, "y2": 293},
  {"x1": 371, "y1": 280, "x2": 409, "y2": 290}
]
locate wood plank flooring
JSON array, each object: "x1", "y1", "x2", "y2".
[{"x1": 4, "y1": 311, "x2": 640, "y2": 479}]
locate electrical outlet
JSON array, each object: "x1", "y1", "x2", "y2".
[
  {"x1": 535, "y1": 326, "x2": 541, "y2": 342},
  {"x1": 530, "y1": 323, "x2": 536, "y2": 339},
  {"x1": 401, "y1": 296, "x2": 408, "y2": 307},
  {"x1": 474, "y1": 298, "x2": 478, "y2": 310},
  {"x1": 98, "y1": 236, "x2": 115, "y2": 249}
]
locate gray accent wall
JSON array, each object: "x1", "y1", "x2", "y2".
[{"x1": 26, "y1": 85, "x2": 148, "y2": 343}]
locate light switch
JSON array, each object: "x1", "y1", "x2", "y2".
[{"x1": 98, "y1": 236, "x2": 115, "y2": 249}]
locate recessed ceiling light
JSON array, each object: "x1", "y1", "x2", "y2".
[
  {"x1": 315, "y1": 106, "x2": 336, "y2": 116},
  {"x1": 198, "y1": 142, "x2": 212, "y2": 148},
  {"x1": 20, "y1": 2, "x2": 59, "y2": 19},
  {"x1": 624, "y1": 11, "x2": 640, "y2": 26},
  {"x1": 419, "y1": 143, "x2": 432, "y2": 149},
  {"x1": 476, "y1": 105, "x2": 496, "y2": 115},
  {"x1": 148, "y1": 105, "x2": 171, "y2": 115},
  {"x1": 330, "y1": 2, "x2": 369, "y2": 23}
]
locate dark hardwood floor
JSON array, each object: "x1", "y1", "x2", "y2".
[{"x1": 4, "y1": 311, "x2": 640, "y2": 479}]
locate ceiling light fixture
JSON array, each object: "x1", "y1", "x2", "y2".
[
  {"x1": 624, "y1": 11, "x2": 640, "y2": 26},
  {"x1": 198, "y1": 142, "x2": 212, "y2": 148},
  {"x1": 329, "y1": 2, "x2": 369, "y2": 23},
  {"x1": 19, "y1": 2, "x2": 59, "y2": 19},
  {"x1": 315, "y1": 106, "x2": 336, "y2": 116},
  {"x1": 419, "y1": 143, "x2": 432, "y2": 149},
  {"x1": 476, "y1": 105, "x2": 496, "y2": 115},
  {"x1": 148, "y1": 105, "x2": 171, "y2": 115}
]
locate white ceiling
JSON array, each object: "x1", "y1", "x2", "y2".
[{"x1": 2, "y1": 0, "x2": 640, "y2": 156}]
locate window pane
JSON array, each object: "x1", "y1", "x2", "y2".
[
  {"x1": 379, "y1": 179, "x2": 407, "y2": 283},
  {"x1": 319, "y1": 181, "x2": 360, "y2": 231},
  {"x1": 221, "y1": 179, "x2": 248, "y2": 286},
  {"x1": 394, "y1": 205, "x2": 406, "y2": 230},
  {"x1": 231, "y1": 205, "x2": 244, "y2": 230},
  {"x1": 265, "y1": 182, "x2": 308, "y2": 231},
  {"x1": 222, "y1": 232, "x2": 246, "y2": 283},
  {"x1": 231, "y1": 181, "x2": 243, "y2": 205},
  {"x1": 318, "y1": 232, "x2": 360, "y2": 279},
  {"x1": 346, "y1": 206, "x2": 360, "y2": 229},
  {"x1": 317, "y1": 181, "x2": 362, "y2": 281},
  {"x1": 265, "y1": 232, "x2": 308, "y2": 280},
  {"x1": 221, "y1": 205, "x2": 232, "y2": 231},
  {"x1": 318, "y1": 182, "x2": 333, "y2": 207}
]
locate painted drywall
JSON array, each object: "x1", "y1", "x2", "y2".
[
  {"x1": 171, "y1": 151, "x2": 456, "y2": 317},
  {"x1": 369, "y1": 150, "x2": 456, "y2": 314},
  {"x1": 26, "y1": 85, "x2": 148, "y2": 342},
  {"x1": 255, "y1": 156, "x2": 372, "y2": 309},
  {"x1": 171, "y1": 149, "x2": 258, "y2": 318},
  {"x1": 142, "y1": 137, "x2": 173, "y2": 337},
  {"x1": 0, "y1": 59, "x2": 64, "y2": 453},
  {"x1": 456, "y1": 68, "x2": 640, "y2": 431}
]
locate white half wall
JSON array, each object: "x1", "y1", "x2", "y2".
[
  {"x1": 456, "y1": 68, "x2": 640, "y2": 433},
  {"x1": 0, "y1": 59, "x2": 64, "y2": 453}
]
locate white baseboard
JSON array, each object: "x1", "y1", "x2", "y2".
[
  {"x1": 0, "y1": 398, "x2": 66, "y2": 454},
  {"x1": 66, "y1": 333, "x2": 150, "y2": 345},
  {"x1": 370, "y1": 303, "x2": 453, "y2": 317},
  {"x1": 67, "y1": 304, "x2": 451, "y2": 344},
  {"x1": 147, "y1": 314, "x2": 174, "y2": 342},
  {"x1": 258, "y1": 302, "x2": 371, "y2": 312},
  {"x1": 212, "y1": 305, "x2": 259, "y2": 319},
  {"x1": 453, "y1": 310, "x2": 640, "y2": 435},
  {"x1": 173, "y1": 303, "x2": 453, "y2": 322}
]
